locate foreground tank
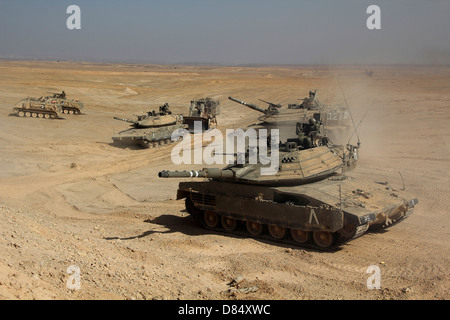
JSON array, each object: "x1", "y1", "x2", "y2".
[
  {"x1": 112, "y1": 104, "x2": 188, "y2": 148},
  {"x1": 158, "y1": 141, "x2": 418, "y2": 250},
  {"x1": 12, "y1": 98, "x2": 61, "y2": 119}
]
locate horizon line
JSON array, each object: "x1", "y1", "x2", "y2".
[{"x1": 0, "y1": 57, "x2": 449, "y2": 68}]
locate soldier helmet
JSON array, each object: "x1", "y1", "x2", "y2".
[{"x1": 309, "y1": 118, "x2": 316, "y2": 125}]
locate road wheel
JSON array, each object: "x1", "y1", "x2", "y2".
[
  {"x1": 313, "y1": 231, "x2": 334, "y2": 249},
  {"x1": 221, "y1": 216, "x2": 237, "y2": 231},
  {"x1": 246, "y1": 221, "x2": 263, "y2": 236},
  {"x1": 340, "y1": 223, "x2": 356, "y2": 238},
  {"x1": 268, "y1": 225, "x2": 286, "y2": 240},
  {"x1": 204, "y1": 211, "x2": 219, "y2": 228},
  {"x1": 291, "y1": 229, "x2": 310, "y2": 244}
]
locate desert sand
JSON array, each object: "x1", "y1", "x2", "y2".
[{"x1": 0, "y1": 60, "x2": 448, "y2": 300}]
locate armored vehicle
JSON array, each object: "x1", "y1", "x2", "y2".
[
  {"x1": 159, "y1": 140, "x2": 417, "y2": 250},
  {"x1": 12, "y1": 98, "x2": 61, "y2": 119},
  {"x1": 183, "y1": 98, "x2": 220, "y2": 132},
  {"x1": 229, "y1": 92, "x2": 351, "y2": 143},
  {"x1": 45, "y1": 91, "x2": 84, "y2": 115},
  {"x1": 112, "y1": 103, "x2": 188, "y2": 148}
]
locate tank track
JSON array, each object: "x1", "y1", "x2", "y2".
[
  {"x1": 184, "y1": 197, "x2": 357, "y2": 251},
  {"x1": 137, "y1": 138, "x2": 177, "y2": 149},
  {"x1": 13, "y1": 108, "x2": 59, "y2": 119},
  {"x1": 61, "y1": 107, "x2": 81, "y2": 115}
]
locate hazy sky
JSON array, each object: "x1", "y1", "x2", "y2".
[{"x1": 1, "y1": 0, "x2": 449, "y2": 65}]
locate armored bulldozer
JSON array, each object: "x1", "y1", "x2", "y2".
[
  {"x1": 112, "y1": 103, "x2": 188, "y2": 148},
  {"x1": 12, "y1": 98, "x2": 61, "y2": 119},
  {"x1": 183, "y1": 98, "x2": 220, "y2": 132},
  {"x1": 159, "y1": 139, "x2": 417, "y2": 250},
  {"x1": 45, "y1": 91, "x2": 84, "y2": 115}
]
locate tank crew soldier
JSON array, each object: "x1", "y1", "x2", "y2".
[
  {"x1": 297, "y1": 122, "x2": 312, "y2": 149},
  {"x1": 297, "y1": 118, "x2": 323, "y2": 149},
  {"x1": 159, "y1": 103, "x2": 171, "y2": 115},
  {"x1": 307, "y1": 118, "x2": 323, "y2": 147}
]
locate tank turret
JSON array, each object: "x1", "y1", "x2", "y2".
[{"x1": 159, "y1": 142, "x2": 354, "y2": 186}]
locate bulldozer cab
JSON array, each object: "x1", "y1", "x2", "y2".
[{"x1": 189, "y1": 98, "x2": 220, "y2": 118}]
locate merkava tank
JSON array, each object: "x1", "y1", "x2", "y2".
[
  {"x1": 44, "y1": 91, "x2": 84, "y2": 115},
  {"x1": 158, "y1": 138, "x2": 418, "y2": 250},
  {"x1": 112, "y1": 103, "x2": 188, "y2": 148},
  {"x1": 183, "y1": 97, "x2": 220, "y2": 132},
  {"x1": 12, "y1": 97, "x2": 62, "y2": 119},
  {"x1": 229, "y1": 91, "x2": 352, "y2": 143}
]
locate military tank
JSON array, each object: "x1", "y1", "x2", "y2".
[
  {"x1": 158, "y1": 139, "x2": 418, "y2": 250},
  {"x1": 229, "y1": 92, "x2": 352, "y2": 144},
  {"x1": 12, "y1": 97, "x2": 61, "y2": 119},
  {"x1": 45, "y1": 91, "x2": 84, "y2": 115},
  {"x1": 112, "y1": 103, "x2": 188, "y2": 148}
]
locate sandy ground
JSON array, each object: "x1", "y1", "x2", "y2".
[{"x1": 0, "y1": 60, "x2": 448, "y2": 300}]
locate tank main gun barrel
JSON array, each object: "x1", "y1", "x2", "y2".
[
  {"x1": 159, "y1": 168, "x2": 235, "y2": 179},
  {"x1": 113, "y1": 116, "x2": 137, "y2": 124},
  {"x1": 258, "y1": 99, "x2": 282, "y2": 109},
  {"x1": 228, "y1": 96, "x2": 267, "y2": 114}
]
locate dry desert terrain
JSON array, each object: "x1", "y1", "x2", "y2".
[{"x1": 0, "y1": 60, "x2": 448, "y2": 300}]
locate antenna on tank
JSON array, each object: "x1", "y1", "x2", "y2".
[
  {"x1": 398, "y1": 171, "x2": 406, "y2": 191},
  {"x1": 338, "y1": 79, "x2": 360, "y2": 147},
  {"x1": 346, "y1": 101, "x2": 374, "y2": 146}
]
